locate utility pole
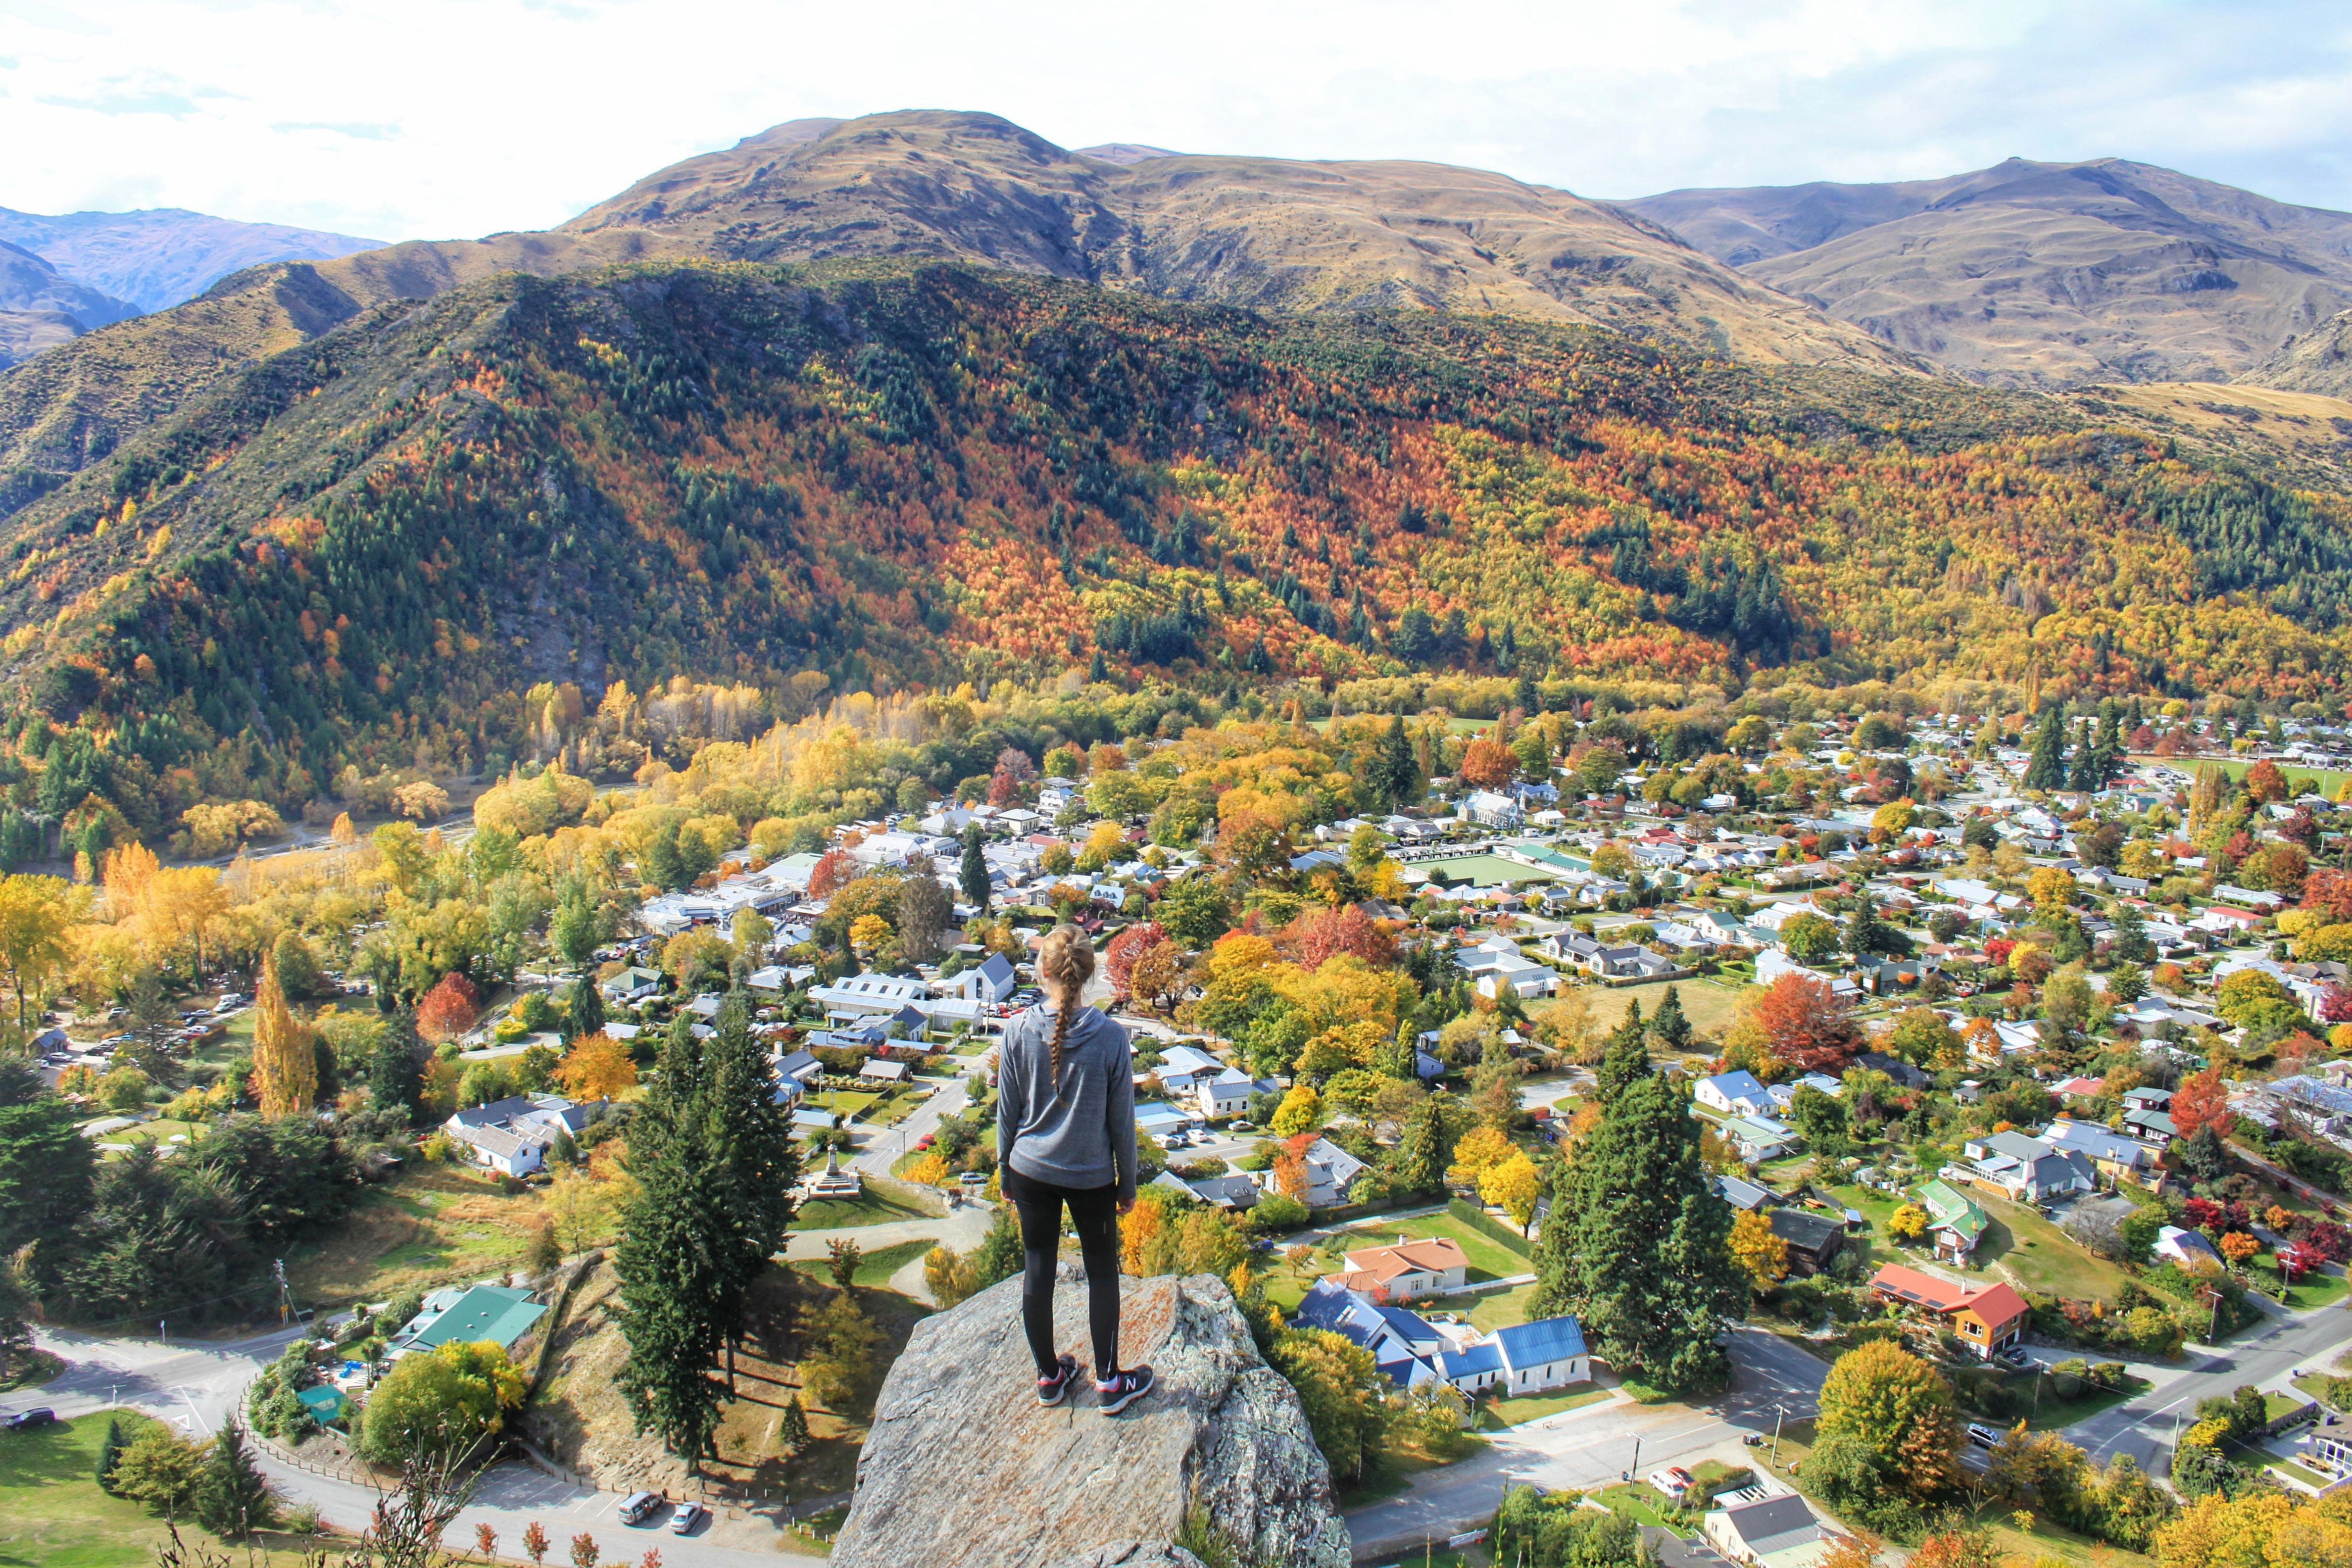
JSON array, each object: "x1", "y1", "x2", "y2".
[{"x1": 1771, "y1": 1404, "x2": 1785, "y2": 1466}]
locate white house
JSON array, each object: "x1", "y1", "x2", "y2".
[
  {"x1": 443, "y1": 1094, "x2": 602, "y2": 1178},
  {"x1": 1195, "y1": 1065, "x2": 1270, "y2": 1121},
  {"x1": 1462, "y1": 790, "x2": 1524, "y2": 829},
  {"x1": 1326, "y1": 1235, "x2": 1470, "y2": 1301},
  {"x1": 1695, "y1": 1070, "x2": 1774, "y2": 1119},
  {"x1": 1485, "y1": 1316, "x2": 1590, "y2": 1393}
]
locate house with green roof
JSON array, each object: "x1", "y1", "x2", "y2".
[
  {"x1": 1915, "y1": 1179, "x2": 1989, "y2": 1264},
  {"x1": 389, "y1": 1283, "x2": 546, "y2": 1362}
]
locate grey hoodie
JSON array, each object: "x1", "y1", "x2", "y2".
[{"x1": 996, "y1": 1003, "x2": 1137, "y2": 1202}]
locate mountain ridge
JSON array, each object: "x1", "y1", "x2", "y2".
[
  {"x1": 1623, "y1": 157, "x2": 2352, "y2": 387},
  {"x1": 0, "y1": 204, "x2": 383, "y2": 315}
]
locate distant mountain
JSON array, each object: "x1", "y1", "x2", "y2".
[
  {"x1": 1075, "y1": 143, "x2": 1182, "y2": 165},
  {"x1": 0, "y1": 205, "x2": 382, "y2": 314},
  {"x1": 0, "y1": 109, "x2": 1907, "y2": 492},
  {"x1": 1624, "y1": 157, "x2": 2352, "y2": 387},
  {"x1": 0, "y1": 310, "x2": 84, "y2": 370},
  {"x1": 0, "y1": 240, "x2": 138, "y2": 331},
  {"x1": 2250, "y1": 307, "x2": 2352, "y2": 398}
]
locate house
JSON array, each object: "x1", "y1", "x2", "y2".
[
  {"x1": 1487, "y1": 1316, "x2": 1590, "y2": 1392},
  {"x1": 2123, "y1": 1107, "x2": 2179, "y2": 1147},
  {"x1": 389, "y1": 1284, "x2": 545, "y2": 1361},
  {"x1": 442, "y1": 1094, "x2": 602, "y2": 1178},
  {"x1": 1135, "y1": 1101, "x2": 1192, "y2": 1141},
  {"x1": 1327, "y1": 1235, "x2": 1470, "y2": 1301},
  {"x1": 1868, "y1": 1263, "x2": 2029, "y2": 1358},
  {"x1": 1185, "y1": 1173, "x2": 1263, "y2": 1212},
  {"x1": 1251, "y1": 1135, "x2": 1368, "y2": 1208},
  {"x1": 1705, "y1": 1494, "x2": 1840, "y2": 1568},
  {"x1": 810, "y1": 971, "x2": 934, "y2": 1023},
  {"x1": 1720, "y1": 1115, "x2": 1799, "y2": 1163},
  {"x1": 1291, "y1": 1279, "x2": 1454, "y2": 1388},
  {"x1": 600, "y1": 966, "x2": 662, "y2": 1003},
  {"x1": 1715, "y1": 1174, "x2": 1776, "y2": 1212},
  {"x1": 857, "y1": 1058, "x2": 909, "y2": 1084},
  {"x1": 1854, "y1": 1051, "x2": 1931, "y2": 1091},
  {"x1": 1150, "y1": 1044, "x2": 1225, "y2": 1094},
  {"x1": 1695, "y1": 1070, "x2": 1774, "y2": 1119},
  {"x1": 1195, "y1": 1065, "x2": 1272, "y2": 1121},
  {"x1": 2040, "y1": 1119, "x2": 2158, "y2": 1182},
  {"x1": 1953, "y1": 1130, "x2": 2095, "y2": 1201},
  {"x1": 1766, "y1": 1208, "x2": 1846, "y2": 1274},
  {"x1": 1914, "y1": 1179, "x2": 1989, "y2": 1263},
  {"x1": 939, "y1": 952, "x2": 1020, "y2": 1006},
  {"x1": 2155, "y1": 1225, "x2": 2225, "y2": 1269}
]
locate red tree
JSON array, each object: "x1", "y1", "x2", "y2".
[
  {"x1": 806, "y1": 847, "x2": 858, "y2": 899},
  {"x1": 2245, "y1": 759, "x2": 2289, "y2": 804},
  {"x1": 1280, "y1": 904, "x2": 1395, "y2": 972},
  {"x1": 2169, "y1": 1065, "x2": 2231, "y2": 1142},
  {"x1": 1752, "y1": 972, "x2": 1862, "y2": 1073},
  {"x1": 1458, "y1": 734, "x2": 1517, "y2": 788},
  {"x1": 2303, "y1": 869, "x2": 2352, "y2": 922},
  {"x1": 417, "y1": 971, "x2": 482, "y2": 1044},
  {"x1": 1104, "y1": 920, "x2": 1170, "y2": 996}
]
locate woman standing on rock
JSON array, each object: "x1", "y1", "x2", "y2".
[{"x1": 995, "y1": 923, "x2": 1155, "y2": 1414}]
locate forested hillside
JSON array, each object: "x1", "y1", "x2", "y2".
[{"x1": 0, "y1": 257, "x2": 2348, "y2": 854}]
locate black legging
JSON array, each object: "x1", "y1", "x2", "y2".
[{"x1": 1001, "y1": 1163, "x2": 1123, "y2": 1379}]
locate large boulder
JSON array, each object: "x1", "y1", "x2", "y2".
[{"x1": 832, "y1": 1269, "x2": 1350, "y2": 1568}]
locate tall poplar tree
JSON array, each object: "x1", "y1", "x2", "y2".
[
  {"x1": 249, "y1": 951, "x2": 316, "y2": 1119},
  {"x1": 1531, "y1": 1047, "x2": 1744, "y2": 1392}
]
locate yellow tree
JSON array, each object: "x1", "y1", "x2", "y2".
[
  {"x1": 249, "y1": 949, "x2": 318, "y2": 1118},
  {"x1": 0, "y1": 874, "x2": 79, "y2": 1029},
  {"x1": 1446, "y1": 1125, "x2": 1516, "y2": 1187},
  {"x1": 142, "y1": 866, "x2": 229, "y2": 975},
  {"x1": 1479, "y1": 1152, "x2": 1543, "y2": 1234},
  {"x1": 553, "y1": 1032, "x2": 638, "y2": 1099},
  {"x1": 1729, "y1": 1207, "x2": 1789, "y2": 1289},
  {"x1": 1888, "y1": 1204, "x2": 1930, "y2": 1243}
]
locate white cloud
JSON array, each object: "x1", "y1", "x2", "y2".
[{"x1": 0, "y1": 0, "x2": 2346, "y2": 240}]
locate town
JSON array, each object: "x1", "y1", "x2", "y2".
[{"x1": 6, "y1": 675, "x2": 2352, "y2": 1568}]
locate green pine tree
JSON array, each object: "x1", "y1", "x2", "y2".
[
  {"x1": 2022, "y1": 706, "x2": 2067, "y2": 790},
  {"x1": 566, "y1": 971, "x2": 606, "y2": 1043},
  {"x1": 970, "y1": 1207, "x2": 1024, "y2": 1289},
  {"x1": 368, "y1": 1015, "x2": 424, "y2": 1124},
  {"x1": 1515, "y1": 668, "x2": 1540, "y2": 716},
  {"x1": 1391, "y1": 1095, "x2": 1455, "y2": 1194},
  {"x1": 1594, "y1": 1001, "x2": 1648, "y2": 1100},
  {"x1": 2067, "y1": 718, "x2": 2099, "y2": 792},
  {"x1": 777, "y1": 1392, "x2": 810, "y2": 1458},
  {"x1": 194, "y1": 1424, "x2": 276, "y2": 1540},
  {"x1": 959, "y1": 824, "x2": 991, "y2": 913},
  {"x1": 1378, "y1": 716, "x2": 1419, "y2": 809},
  {"x1": 1647, "y1": 986, "x2": 1691, "y2": 1055},
  {"x1": 1530, "y1": 1063, "x2": 1744, "y2": 1392},
  {"x1": 96, "y1": 1414, "x2": 126, "y2": 1494}
]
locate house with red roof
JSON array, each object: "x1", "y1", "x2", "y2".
[{"x1": 1868, "y1": 1263, "x2": 2029, "y2": 1358}]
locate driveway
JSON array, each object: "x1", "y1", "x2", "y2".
[{"x1": 1345, "y1": 1327, "x2": 1831, "y2": 1559}]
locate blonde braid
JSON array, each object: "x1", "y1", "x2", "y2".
[{"x1": 1037, "y1": 923, "x2": 1096, "y2": 1095}]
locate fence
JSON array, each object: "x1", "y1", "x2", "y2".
[{"x1": 1447, "y1": 1197, "x2": 1536, "y2": 1259}]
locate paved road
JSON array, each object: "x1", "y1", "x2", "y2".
[
  {"x1": 1345, "y1": 1327, "x2": 1832, "y2": 1558},
  {"x1": 2066, "y1": 1301, "x2": 2352, "y2": 1473},
  {"x1": 8, "y1": 1324, "x2": 304, "y2": 1437},
  {"x1": 845, "y1": 1072, "x2": 970, "y2": 1176}
]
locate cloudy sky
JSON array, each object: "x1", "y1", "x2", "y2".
[{"x1": 4, "y1": 0, "x2": 2349, "y2": 242}]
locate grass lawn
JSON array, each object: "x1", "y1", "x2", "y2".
[
  {"x1": 2138, "y1": 755, "x2": 2352, "y2": 798},
  {"x1": 2253, "y1": 1257, "x2": 2352, "y2": 1309},
  {"x1": 0, "y1": 1409, "x2": 296, "y2": 1568},
  {"x1": 283, "y1": 1162, "x2": 561, "y2": 1305},
  {"x1": 1479, "y1": 1383, "x2": 1610, "y2": 1429},
  {"x1": 108, "y1": 1119, "x2": 205, "y2": 1155},
  {"x1": 790, "y1": 1187, "x2": 933, "y2": 1229},
  {"x1": 1536, "y1": 978, "x2": 1747, "y2": 1043},
  {"x1": 1592, "y1": 1480, "x2": 1683, "y2": 1530},
  {"x1": 2023, "y1": 1372, "x2": 2150, "y2": 1430},
  {"x1": 787, "y1": 1238, "x2": 933, "y2": 1289},
  {"x1": 1418, "y1": 1281, "x2": 1539, "y2": 1334},
  {"x1": 810, "y1": 1089, "x2": 881, "y2": 1121},
  {"x1": 1975, "y1": 1192, "x2": 2134, "y2": 1302},
  {"x1": 865, "y1": 1088, "x2": 930, "y2": 1127}
]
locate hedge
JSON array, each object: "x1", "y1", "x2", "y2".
[{"x1": 1448, "y1": 1196, "x2": 1535, "y2": 1258}]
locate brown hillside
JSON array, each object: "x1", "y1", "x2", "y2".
[
  {"x1": 0, "y1": 109, "x2": 1908, "y2": 495},
  {"x1": 2247, "y1": 307, "x2": 2352, "y2": 398},
  {"x1": 1627, "y1": 157, "x2": 2352, "y2": 387}
]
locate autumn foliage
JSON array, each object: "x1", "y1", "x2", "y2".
[
  {"x1": 1752, "y1": 972, "x2": 1862, "y2": 1073},
  {"x1": 416, "y1": 971, "x2": 483, "y2": 1045}
]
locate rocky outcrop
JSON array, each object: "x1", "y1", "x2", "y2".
[{"x1": 832, "y1": 1270, "x2": 1348, "y2": 1568}]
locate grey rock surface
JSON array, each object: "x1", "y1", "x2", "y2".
[{"x1": 832, "y1": 1270, "x2": 1349, "y2": 1568}]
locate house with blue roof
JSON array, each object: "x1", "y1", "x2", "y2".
[
  {"x1": 1695, "y1": 1071, "x2": 1772, "y2": 1119},
  {"x1": 1290, "y1": 1278, "x2": 1590, "y2": 1396}
]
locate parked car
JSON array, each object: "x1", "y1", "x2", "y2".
[
  {"x1": 4, "y1": 1408, "x2": 57, "y2": 1431},
  {"x1": 1966, "y1": 1423, "x2": 2003, "y2": 1450},
  {"x1": 618, "y1": 1492, "x2": 662, "y2": 1525},
  {"x1": 669, "y1": 1502, "x2": 706, "y2": 1535}
]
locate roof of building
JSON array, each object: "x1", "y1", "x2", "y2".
[
  {"x1": 399, "y1": 1283, "x2": 545, "y2": 1352},
  {"x1": 1715, "y1": 1494, "x2": 1824, "y2": 1557},
  {"x1": 1766, "y1": 1208, "x2": 1845, "y2": 1254},
  {"x1": 1868, "y1": 1263, "x2": 2028, "y2": 1326},
  {"x1": 1492, "y1": 1315, "x2": 1587, "y2": 1369},
  {"x1": 1332, "y1": 1235, "x2": 1469, "y2": 1291}
]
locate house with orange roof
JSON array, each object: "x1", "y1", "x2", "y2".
[
  {"x1": 1326, "y1": 1234, "x2": 1470, "y2": 1302},
  {"x1": 1868, "y1": 1263, "x2": 2028, "y2": 1359}
]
